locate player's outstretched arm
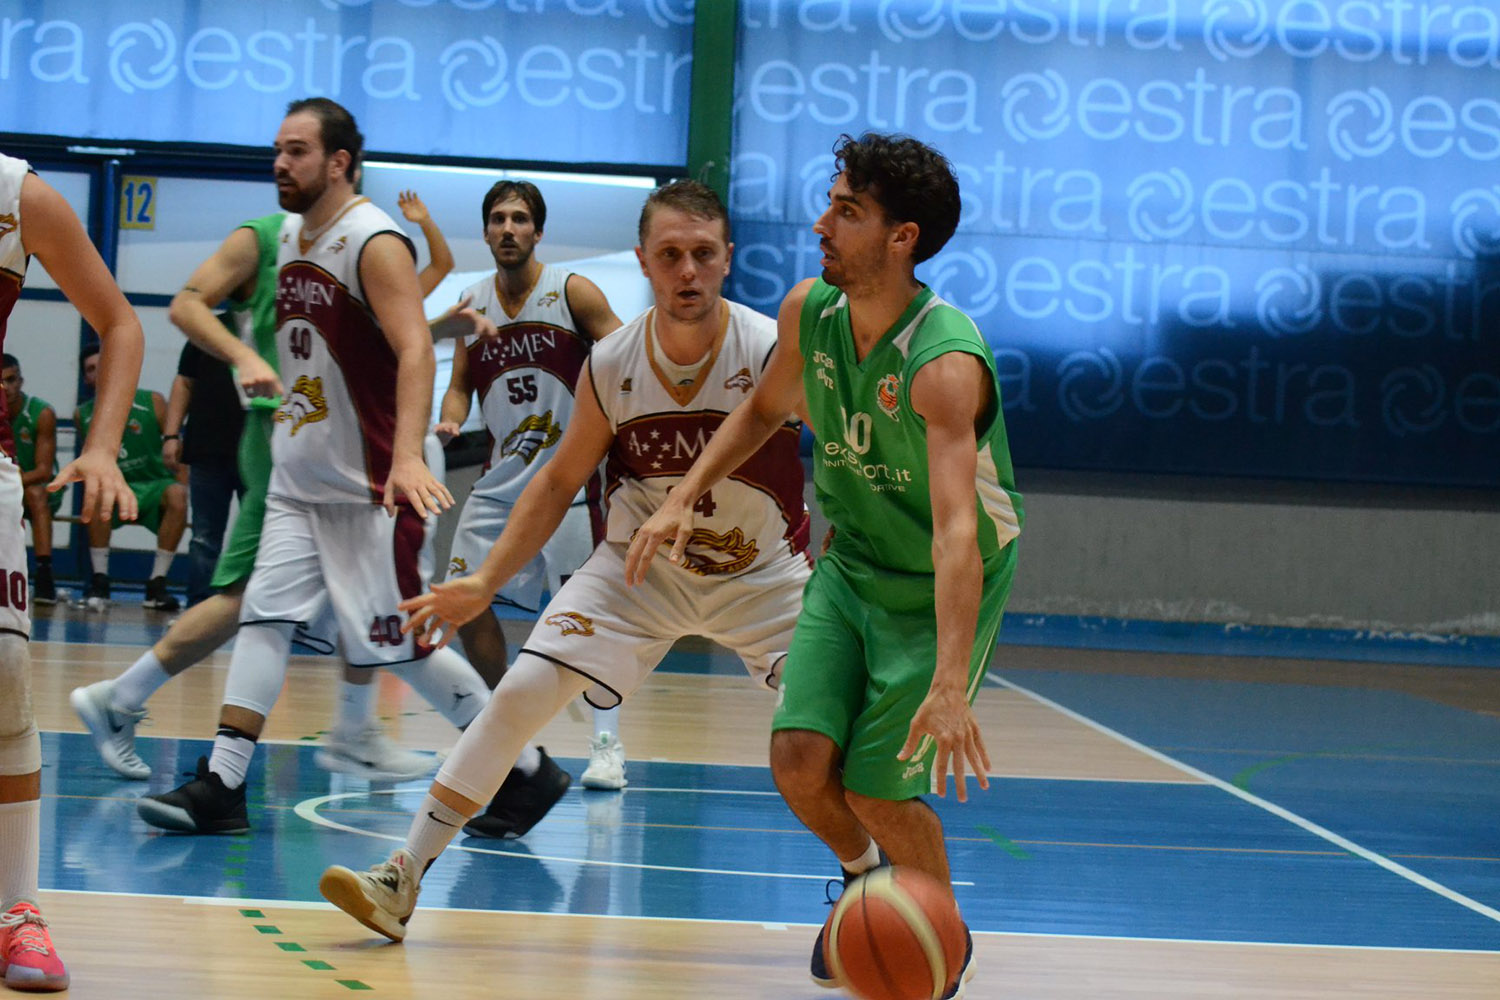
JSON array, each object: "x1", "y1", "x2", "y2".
[
  {"x1": 362, "y1": 231, "x2": 454, "y2": 519},
  {"x1": 398, "y1": 191, "x2": 454, "y2": 298},
  {"x1": 896, "y1": 350, "x2": 993, "y2": 804},
  {"x1": 623, "y1": 279, "x2": 813, "y2": 586},
  {"x1": 168, "y1": 226, "x2": 282, "y2": 399},
  {"x1": 402, "y1": 359, "x2": 615, "y2": 644},
  {"x1": 21, "y1": 173, "x2": 143, "y2": 524}
]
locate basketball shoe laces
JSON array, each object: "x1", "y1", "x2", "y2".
[{"x1": 1, "y1": 907, "x2": 56, "y2": 961}]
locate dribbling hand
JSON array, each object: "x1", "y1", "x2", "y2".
[
  {"x1": 897, "y1": 685, "x2": 991, "y2": 803},
  {"x1": 623, "y1": 500, "x2": 695, "y2": 586},
  {"x1": 400, "y1": 576, "x2": 493, "y2": 649},
  {"x1": 383, "y1": 454, "x2": 454, "y2": 519}
]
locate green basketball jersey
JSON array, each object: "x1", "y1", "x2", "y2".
[
  {"x1": 227, "y1": 212, "x2": 286, "y2": 414},
  {"x1": 800, "y1": 278, "x2": 1022, "y2": 587},
  {"x1": 10, "y1": 394, "x2": 55, "y2": 475},
  {"x1": 77, "y1": 388, "x2": 170, "y2": 483}
]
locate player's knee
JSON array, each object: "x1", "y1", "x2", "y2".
[
  {"x1": 0, "y1": 636, "x2": 38, "y2": 757},
  {"x1": 164, "y1": 483, "x2": 188, "y2": 511},
  {"x1": 21, "y1": 484, "x2": 46, "y2": 512},
  {"x1": 770, "y1": 729, "x2": 840, "y2": 789}
]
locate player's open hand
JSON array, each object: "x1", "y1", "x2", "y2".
[
  {"x1": 433, "y1": 420, "x2": 462, "y2": 445},
  {"x1": 623, "y1": 498, "x2": 695, "y2": 586},
  {"x1": 897, "y1": 684, "x2": 991, "y2": 803},
  {"x1": 50, "y1": 449, "x2": 137, "y2": 525},
  {"x1": 397, "y1": 190, "x2": 430, "y2": 225},
  {"x1": 238, "y1": 353, "x2": 284, "y2": 401},
  {"x1": 383, "y1": 453, "x2": 454, "y2": 519},
  {"x1": 428, "y1": 295, "x2": 499, "y2": 342},
  {"x1": 400, "y1": 575, "x2": 493, "y2": 649}
]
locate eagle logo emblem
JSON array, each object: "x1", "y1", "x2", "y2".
[
  {"x1": 537, "y1": 291, "x2": 560, "y2": 307},
  {"x1": 724, "y1": 367, "x2": 754, "y2": 393},
  {"x1": 447, "y1": 556, "x2": 469, "y2": 576},
  {"x1": 329, "y1": 235, "x2": 348, "y2": 254},
  {"x1": 275, "y1": 375, "x2": 329, "y2": 436},
  {"x1": 876, "y1": 373, "x2": 901, "y2": 420},
  {"x1": 545, "y1": 611, "x2": 594, "y2": 636},
  {"x1": 620, "y1": 378, "x2": 633, "y2": 394},
  {"x1": 500, "y1": 411, "x2": 563, "y2": 465}
]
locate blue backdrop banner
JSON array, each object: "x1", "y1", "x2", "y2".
[
  {"x1": 0, "y1": 0, "x2": 692, "y2": 167},
  {"x1": 729, "y1": 0, "x2": 1500, "y2": 487}
]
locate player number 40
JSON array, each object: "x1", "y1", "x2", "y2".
[
  {"x1": 0, "y1": 571, "x2": 26, "y2": 612},
  {"x1": 288, "y1": 324, "x2": 313, "y2": 360},
  {"x1": 368, "y1": 614, "x2": 403, "y2": 647}
]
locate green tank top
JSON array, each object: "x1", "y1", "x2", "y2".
[
  {"x1": 77, "y1": 388, "x2": 171, "y2": 482},
  {"x1": 227, "y1": 212, "x2": 286, "y2": 413},
  {"x1": 10, "y1": 394, "x2": 55, "y2": 475},
  {"x1": 799, "y1": 279, "x2": 1023, "y2": 587}
]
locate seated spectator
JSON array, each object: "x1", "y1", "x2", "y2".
[
  {"x1": 73, "y1": 343, "x2": 187, "y2": 611},
  {"x1": 164, "y1": 336, "x2": 245, "y2": 606},
  {"x1": 2, "y1": 354, "x2": 60, "y2": 604}
]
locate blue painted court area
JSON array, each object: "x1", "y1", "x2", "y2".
[{"x1": 39, "y1": 722, "x2": 1500, "y2": 952}]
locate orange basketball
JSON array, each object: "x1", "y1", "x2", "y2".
[{"x1": 822, "y1": 866, "x2": 968, "y2": 1000}]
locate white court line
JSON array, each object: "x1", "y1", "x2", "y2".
[
  {"x1": 295, "y1": 789, "x2": 976, "y2": 886},
  {"x1": 990, "y1": 673, "x2": 1500, "y2": 926}
]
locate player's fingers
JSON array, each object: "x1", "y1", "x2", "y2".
[
  {"x1": 624, "y1": 533, "x2": 654, "y2": 586},
  {"x1": 383, "y1": 483, "x2": 400, "y2": 518},
  {"x1": 667, "y1": 524, "x2": 690, "y2": 565},
  {"x1": 951, "y1": 748, "x2": 968, "y2": 803},
  {"x1": 115, "y1": 478, "x2": 138, "y2": 522},
  {"x1": 896, "y1": 721, "x2": 922, "y2": 762}
]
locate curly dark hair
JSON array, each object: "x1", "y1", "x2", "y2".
[
  {"x1": 638, "y1": 179, "x2": 730, "y2": 245},
  {"x1": 832, "y1": 133, "x2": 960, "y2": 264},
  {"x1": 481, "y1": 180, "x2": 547, "y2": 233}
]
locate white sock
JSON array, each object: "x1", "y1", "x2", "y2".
[
  {"x1": 514, "y1": 743, "x2": 540, "y2": 775},
  {"x1": 406, "y1": 793, "x2": 469, "y2": 871},
  {"x1": 333, "y1": 673, "x2": 379, "y2": 743},
  {"x1": 385, "y1": 647, "x2": 489, "y2": 730},
  {"x1": 0, "y1": 799, "x2": 39, "y2": 908},
  {"x1": 111, "y1": 650, "x2": 171, "y2": 713},
  {"x1": 209, "y1": 729, "x2": 257, "y2": 790},
  {"x1": 152, "y1": 549, "x2": 174, "y2": 578},
  {"x1": 90, "y1": 548, "x2": 109, "y2": 575},
  {"x1": 593, "y1": 705, "x2": 619, "y2": 739},
  {"x1": 841, "y1": 839, "x2": 881, "y2": 876}
]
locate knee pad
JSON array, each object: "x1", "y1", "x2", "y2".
[
  {"x1": 0, "y1": 634, "x2": 36, "y2": 749},
  {"x1": 222, "y1": 621, "x2": 295, "y2": 718}
]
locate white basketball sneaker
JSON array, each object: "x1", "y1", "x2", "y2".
[
  {"x1": 69, "y1": 680, "x2": 151, "y2": 780},
  {"x1": 315, "y1": 723, "x2": 438, "y2": 782},
  {"x1": 319, "y1": 848, "x2": 421, "y2": 942},
  {"x1": 580, "y1": 731, "x2": 628, "y2": 790}
]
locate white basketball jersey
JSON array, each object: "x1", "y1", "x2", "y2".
[
  {"x1": 269, "y1": 199, "x2": 415, "y2": 504},
  {"x1": 590, "y1": 301, "x2": 808, "y2": 576},
  {"x1": 457, "y1": 264, "x2": 594, "y2": 505},
  {"x1": 0, "y1": 153, "x2": 32, "y2": 458}
]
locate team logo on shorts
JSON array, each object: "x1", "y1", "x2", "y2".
[
  {"x1": 275, "y1": 375, "x2": 329, "y2": 436},
  {"x1": 447, "y1": 556, "x2": 469, "y2": 576},
  {"x1": 500, "y1": 411, "x2": 563, "y2": 465},
  {"x1": 545, "y1": 611, "x2": 594, "y2": 636},
  {"x1": 680, "y1": 527, "x2": 759, "y2": 576},
  {"x1": 724, "y1": 367, "x2": 754, "y2": 393},
  {"x1": 0, "y1": 213, "x2": 15, "y2": 239},
  {"x1": 537, "y1": 291, "x2": 560, "y2": 307},
  {"x1": 876, "y1": 374, "x2": 901, "y2": 420},
  {"x1": 902, "y1": 760, "x2": 927, "y2": 781},
  {"x1": 619, "y1": 378, "x2": 633, "y2": 394}
]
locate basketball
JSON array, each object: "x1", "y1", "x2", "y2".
[{"x1": 822, "y1": 866, "x2": 968, "y2": 1000}]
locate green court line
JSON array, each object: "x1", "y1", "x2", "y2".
[
  {"x1": 254, "y1": 924, "x2": 281, "y2": 935},
  {"x1": 304, "y1": 961, "x2": 335, "y2": 971},
  {"x1": 277, "y1": 942, "x2": 306, "y2": 953},
  {"x1": 337, "y1": 980, "x2": 374, "y2": 991},
  {"x1": 1230, "y1": 745, "x2": 1394, "y2": 792},
  {"x1": 239, "y1": 909, "x2": 264, "y2": 918},
  {"x1": 976, "y1": 824, "x2": 1030, "y2": 860}
]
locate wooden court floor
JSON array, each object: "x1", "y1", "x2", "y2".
[{"x1": 20, "y1": 603, "x2": 1500, "y2": 999}]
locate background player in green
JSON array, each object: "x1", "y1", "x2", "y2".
[
  {"x1": 627, "y1": 133, "x2": 1021, "y2": 999},
  {"x1": 1, "y1": 354, "x2": 60, "y2": 604},
  {"x1": 74, "y1": 345, "x2": 188, "y2": 611}
]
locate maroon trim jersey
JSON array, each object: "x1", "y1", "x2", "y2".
[
  {"x1": 269, "y1": 199, "x2": 416, "y2": 504},
  {"x1": 590, "y1": 301, "x2": 808, "y2": 577},
  {"x1": 456, "y1": 264, "x2": 596, "y2": 507},
  {"x1": 0, "y1": 153, "x2": 32, "y2": 460}
]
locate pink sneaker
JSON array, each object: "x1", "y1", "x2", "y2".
[{"x1": 0, "y1": 901, "x2": 69, "y2": 992}]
